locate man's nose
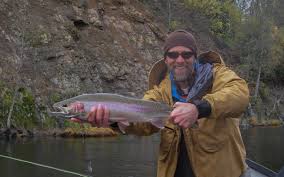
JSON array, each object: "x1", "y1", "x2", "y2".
[{"x1": 175, "y1": 55, "x2": 185, "y2": 63}]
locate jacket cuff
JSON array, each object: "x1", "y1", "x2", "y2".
[{"x1": 192, "y1": 100, "x2": 211, "y2": 118}]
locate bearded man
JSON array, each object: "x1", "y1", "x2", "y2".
[{"x1": 74, "y1": 30, "x2": 250, "y2": 177}]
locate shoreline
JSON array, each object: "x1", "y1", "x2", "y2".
[
  {"x1": 0, "y1": 122, "x2": 282, "y2": 139},
  {"x1": 0, "y1": 127, "x2": 119, "y2": 139}
]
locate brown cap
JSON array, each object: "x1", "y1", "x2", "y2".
[{"x1": 163, "y1": 30, "x2": 197, "y2": 56}]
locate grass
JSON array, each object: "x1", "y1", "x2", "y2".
[{"x1": 249, "y1": 116, "x2": 283, "y2": 127}]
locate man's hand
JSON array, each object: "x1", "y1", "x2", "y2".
[
  {"x1": 87, "y1": 104, "x2": 109, "y2": 127},
  {"x1": 69, "y1": 101, "x2": 86, "y2": 123},
  {"x1": 70, "y1": 103, "x2": 110, "y2": 128},
  {"x1": 169, "y1": 102, "x2": 199, "y2": 128}
]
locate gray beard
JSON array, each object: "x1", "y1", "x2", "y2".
[
  {"x1": 171, "y1": 66, "x2": 194, "y2": 82},
  {"x1": 174, "y1": 72, "x2": 190, "y2": 82}
]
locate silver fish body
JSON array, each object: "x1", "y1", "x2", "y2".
[{"x1": 49, "y1": 93, "x2": 172, "y2": 129}]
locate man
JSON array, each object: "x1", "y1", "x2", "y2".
[{"x1": 73, "y1": 30, "x2": 250, "y2": 177}]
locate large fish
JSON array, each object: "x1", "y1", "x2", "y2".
[{"x1": 48, "y1": 93, "x2": 172, "y2": 131}]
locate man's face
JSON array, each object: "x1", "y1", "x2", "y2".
[{"x1": 164, "y1": 46, "x2": 195, "y2": 82}]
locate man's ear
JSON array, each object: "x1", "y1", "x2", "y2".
[{"x1": 164, "y1": 58, "x2": 168, "y2": 65}]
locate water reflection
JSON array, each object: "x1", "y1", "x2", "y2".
[
  {"x1": 0, "y1": 127, "x2": 283, "y2": 177},
  {"x1": 241, "y1": 127, "x2": 284, "y2": 172},
  {"x1": 0, "y1": 135, "x2": 160, "y2": 177}
]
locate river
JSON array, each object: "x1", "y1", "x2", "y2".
[{"x1": 0, "y1": 127, "x2": 283, "y2": 177}]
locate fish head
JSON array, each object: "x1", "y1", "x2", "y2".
[
  {"x1": 53, "y1": 105, "x2": 73, "y2": 113},
  {"x1": 50, "y1": 96, "x2": 87, "y2": 120},
  {"x1": 52, "y1": 94, "x2": 93, "y2": 112},
  {"x1": 52, "y1": 99, "x2": 74, "y2": 112},
  {"x1": 48, "y1": 107, "x2": 87, "y2": 120},
  {"x1": 47, "y1": 110, "x2": 76, "y2": 119}
]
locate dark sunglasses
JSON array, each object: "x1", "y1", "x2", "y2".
[{"x1": 166, "y1": 51, "x2": 195, "y2": 60}]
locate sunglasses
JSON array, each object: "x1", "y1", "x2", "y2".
[{"x1": 166, "y1": 51, "x2": 195, "y2": 60}]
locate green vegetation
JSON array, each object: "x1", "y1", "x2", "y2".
[
  {"x1": 182, "y1": 0, "x2": 284, "y2": 125},
  {"x1": 0, "y1": 83, "x2": 74, "y2": 130},
  {"x1": 0, "y1": 83, "x2": 37, "y2": 129},
  {"x1": 184, "y1": 0, "x2": 242, "y2": 44},
  {"x1": 0, "y1": 83, "x2": 117, "y2": 136}
]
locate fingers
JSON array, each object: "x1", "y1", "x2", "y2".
[
  {"x1": 171, "y1": 114, "x2": 193, "y2": 128},
  {"x1": 87, "y1": 104, "x2": 109, "y2": 127},
  {"x1": 169, "y1": 106, "x2": 186, "y2": 122},
  {"x1": 169, "y1": 103, "x2": 198, "y2": 129},
  {"x1": 178, "y1": 117, "x2": 191, "y2": 128},
  {"x1": 88, "y1": 106, "x2": 97, "y2": 127},
  {"x1": 96, "y1": 104, "x2": 103, "y2": 127},
  {"x1": 102, "y1": 105, "x2": 109, "y2": 127},
  {"x1": 171, "y1": 113, "x2": 187, "y2": 124},
  {"x1": 173, "y1": 102, "x2": 184, "y2": 108},
  {"x1": 70, "y1": 103, "x2": 110, "y2": 127},
  {"x1": 70, "y1": 102, "x2": 85, "y2": 113},
  {"x1": 70, "y1": 118, "x2": 82, "y2": 123}
]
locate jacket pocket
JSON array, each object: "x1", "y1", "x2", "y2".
[
  {"x1": 195, "y1": 131, "x2": 227, "y2": 153},
  {"x1": 159, "y1": 126, "x2": 176, "y2": 161}
]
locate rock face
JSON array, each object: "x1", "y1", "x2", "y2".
[
  {"x1": 0, "y1": 0, "x2": 167, "y2": 102},
  {"x1": 0, "y1": 0, "x2": 226, "y2": 104}
]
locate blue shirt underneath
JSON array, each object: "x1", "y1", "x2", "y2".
[{"x1": 170, "y1": 70, "x2": 196, "y2": 177}]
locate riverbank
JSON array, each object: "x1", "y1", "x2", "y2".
[
  {"x1": 249, "y1": 117, "x2": 283, "y2": 127},
  {"x1": 1, "y1": 117, "x2": 283, "y2": 139},
  {"x1": 0, "y1": 127, "x2": 119, "y2": 139},
  {"x1": 44, "y1": 127, "x2": 119, "y2": 137}
]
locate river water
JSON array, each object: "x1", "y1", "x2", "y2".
[{"x1": 0, "y1": 127, "x2": 283, "y2": 177}]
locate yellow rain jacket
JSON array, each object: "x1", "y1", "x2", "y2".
[{"x1": 125, "y1": 51, "x2": 249, "y2": 177}]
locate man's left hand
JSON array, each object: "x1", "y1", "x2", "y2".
[{"x1": 169, "y1": 102, "x2": 199, "y2": 128}]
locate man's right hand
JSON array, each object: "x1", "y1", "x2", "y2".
[
  {"x1": 87, "y1": 104, "x2": 110, "y2": 127},
  {"x1": 70, "y1": 102, "x2": 110, "y2": 128}
]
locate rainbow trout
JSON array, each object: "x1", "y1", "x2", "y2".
[{"x1": 49, "y1": 93, "x2": 172, "y2": 130}]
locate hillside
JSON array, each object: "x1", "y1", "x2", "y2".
[
  {"x1": 0, "y1": 0, "x2": 283, "y2": 128},
  {"x1": 0, "y1": 0, "x2": 167, "y2": 100},
  {"x1": 0, "y1": 0, "x2": 231, "y2": 99}
]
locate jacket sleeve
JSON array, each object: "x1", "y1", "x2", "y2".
[
  {"x1": 202, "y1": 63, "x2": 249, "y2": 119},
  {"x1": 123, "y1": 85, "x2": 163, "y2": 136}
]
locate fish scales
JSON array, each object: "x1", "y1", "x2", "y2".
[
  {"x1": 82, "y1": 102, "x2": 158, "y2": 114},
  {"x1": 50, "y1": 93, "x2": 171, "y2": 129},
  {"x1": 53, "y1": 93, "x2": 169, "y2": 113}
]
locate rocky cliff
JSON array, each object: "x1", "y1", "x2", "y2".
[{"x1": 0, "y1": 0, "x2": 223, "y2": 104}]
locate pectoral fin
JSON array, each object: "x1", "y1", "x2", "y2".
[
  {"x1": 150, "y1": 119, "x2": 165, "y2": 129},
  {"x1": 117, "y1": 121, "x2": 130, "y2": 134}
]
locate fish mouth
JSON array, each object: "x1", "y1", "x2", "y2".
[
  {"x1": 49, "y1": 112, "x2": 77, "y2": 119},
  {"x1": 51, "y1": 106, "x2": 66, "y2": 113}
]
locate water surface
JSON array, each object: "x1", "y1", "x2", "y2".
[
  {"x1": 241, "y1": 127, "x2": 284, "y2": 172},
  {"x1": 0, "y1": 127, "x2": 283, "y2": 177}
]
